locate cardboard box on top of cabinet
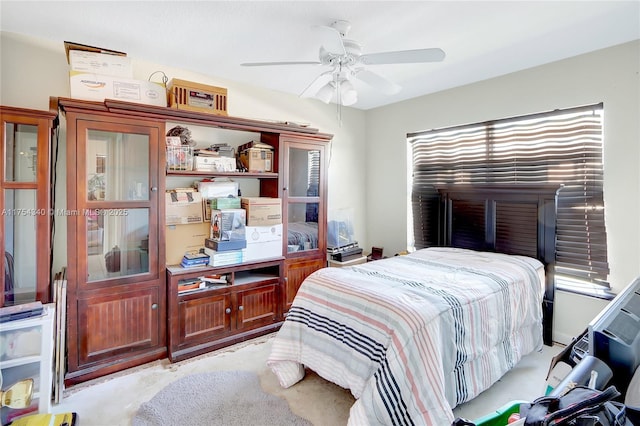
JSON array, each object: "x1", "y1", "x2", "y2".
[
  {"x1": 69, "y1": 71, "x2": 167, "y2": 107},
  {"x1": 69, "y1": 50, "x2": 133, "y2": 78}
]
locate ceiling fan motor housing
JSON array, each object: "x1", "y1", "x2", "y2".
[{"x1": 330, "y1": 20, "x2": 352, "y2": 37}]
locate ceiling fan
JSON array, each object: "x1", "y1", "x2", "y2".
[{"x1": 241, "y1": 20, "x2": 446, "y2": 106}]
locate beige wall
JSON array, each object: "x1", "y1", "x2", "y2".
[
  {"x1": 366, "y1": 40, "x2": 640, "y2": 343},
  {"x1": 2, "y1": 31, "x2": 638, "y2": 344}
]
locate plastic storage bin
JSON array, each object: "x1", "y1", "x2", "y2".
[{"x1": 473, "y1": 400, "x2": 527, "y2": 426}]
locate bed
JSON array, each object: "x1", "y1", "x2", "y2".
[
  {"x1": 268, "y1": 185, "x2": 557, "y2": 425},
  {"x1": 287, "y1": 221, "x2": 319, "y2": 251}
]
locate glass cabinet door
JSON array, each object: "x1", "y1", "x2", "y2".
[
  {"x1": 3, "y1": 123, "x2": 39, "y2": 303},
  {"x1": 85, "y1": 129, "x2": 149, "y2": 202},
  {"x1": 4, "y1": 123, "x2": 38, "y2": 183},
  {"x1": 76, "y1": 121, "x2": 159, "y2": 285},
  {"x1": 284, "y1": 143, "x2": 324, "y2": 254},
  {"x1": 1, "y1": 107, "x2": 55, "y2": 307}
]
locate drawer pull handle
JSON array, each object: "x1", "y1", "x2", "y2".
[
  {"x1": 238, "y1": 306, "x2": 244, "y2": 311},
  {"x1": 151, "y1": 303, "x2": 158, "y2": 310},
  {"x1": 225, "y1": 308, "x2": 231, "y2": 314}
]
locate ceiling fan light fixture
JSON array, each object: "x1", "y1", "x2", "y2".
[
  {"x1": 339, "y1": 80, "x2": 357, "y2": 106},
  {"x1": 315, "y1": 82, "x2": 335, "y2": 104}
]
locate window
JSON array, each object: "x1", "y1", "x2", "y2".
[{"x1": 408, "y1": 103, "x2": 610, "y2": 295}]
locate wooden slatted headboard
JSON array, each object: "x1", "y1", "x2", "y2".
[{"x1": 436, "y1": 184, "x2": 558, "y2": 346}]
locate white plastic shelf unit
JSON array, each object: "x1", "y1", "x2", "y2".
[{"x1": 0, "y1": 304, "x2": 54, "y2": 424}]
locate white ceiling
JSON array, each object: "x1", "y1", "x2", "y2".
[{"x1": 1, "y1": 1, "x2": 639, "y2": 110}]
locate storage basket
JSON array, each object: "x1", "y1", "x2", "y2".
[{"x1": 166, "y1": 146, "x2": 193, "y2": 171}]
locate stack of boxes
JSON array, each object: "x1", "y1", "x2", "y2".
[
  {"x1": 241, "y1": 197, "x2": 282, "y2": 262},
  {"x1": 165, "y1": 187, "x2": 208, "y2": 266},
  {"x1": 166, "y1": 185, "x2": 283, "y2": 268},
  {"x1": 66, "y1": 44, "x2": 167, "y2": 107},
  {"x1": 204, "y1": 199, "x2": 246, "y2": 266},
  {"x1": 203, "y1": 196, "x2": 282, "y2": 266}
]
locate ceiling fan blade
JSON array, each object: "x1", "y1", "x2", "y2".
[
  {"x1": 300, "y1": 71, "x2": 334, "y2": 98},
  {"x1": 360, "y1": 48, "x2": 445, "y2": 65},
  {"x1": 312, "y1": 24, "x2": 346, "y2": 55},
  {"x1": 354, "y1": 69, "x2": 401, "y2": 95},
  {"x1": 241, "y1": 61, "x2": 321, "y2": 67}
]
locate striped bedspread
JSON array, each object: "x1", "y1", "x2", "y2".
[{"x1": 267, "y1": 247, "x2": 545, "y2": 426}]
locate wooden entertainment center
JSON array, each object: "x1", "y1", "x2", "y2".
[{"x1": 55, "y1": 97, "x2": 332, "y2": 384}]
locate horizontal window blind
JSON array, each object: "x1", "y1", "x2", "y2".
[{"x1": 408, "y1": 103, "x2": 609, "y2": 288}]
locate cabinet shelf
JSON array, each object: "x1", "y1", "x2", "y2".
[
  {"x1": 234, "y1": 272, "x2": 280, "y2": 286},
  {"x1": 177, "y1": 283, "x2": 230, "y2": 298},
  {"x1": 0, "y1": 355, "x2": 41, "y2": 369},
  {"x1": 167, "y1": 257, "x2": 285, "y2": 277},
  {"x1": 166, "y1": 170, "x2": 278, "y2": 179}
]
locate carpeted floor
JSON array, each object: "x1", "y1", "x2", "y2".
[{"x1": 51, "y1": 334, "x2": 562, "y2": 425}]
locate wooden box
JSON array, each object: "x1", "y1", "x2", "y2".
[{"x1": 168, "y1": 78, "x2": 228, "y2": 116}]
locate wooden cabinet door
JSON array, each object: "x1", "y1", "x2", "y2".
[
  {"x1": 77, "y1": 286, "x2": 162, "y2": 366},
  {"x1": 279, "y1": 136, "x2": 328, "y2": 313},
  {"x1": 284, "y1": 258, "x2": 325, "y2": 312},
  {"x1": 0, "y1": 106, "x2": 56, "y2": 307},
  {"x1": 179, "y1": 292, "x2": 232, "y2": 344},
  {"x1": 235, "y1": 284, "x2": 278, "y2": 330},
  {"x1": 279, "y1": 138, "x2": 327, "y2": 258},
  {"x1": 62, "y1": 104, "x2": 166, "y2": 384}
]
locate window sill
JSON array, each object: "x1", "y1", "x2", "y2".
[{"x1": 555, "y1": 280, "x2": 616, "y2": 301}]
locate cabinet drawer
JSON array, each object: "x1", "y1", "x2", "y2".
[
  {"x1": 0, "y1": 362, "x2": 41, "y2": 391},
  {"x1": 0, "y1": 326, "x2": 42, "y2": 362}
]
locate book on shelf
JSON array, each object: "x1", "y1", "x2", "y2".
[
  {"x1": 181, "y1": 252, "x2": 210, "y2": 268},
  {"x1": 193, "y1": 149, "x2": 220, "y2": 157},
  {"x1": 178, "y1": 280, "x2": 203, "y2": 292},
  {"x1": 180, "y1": 261, "x2": 209, "y2": 269},
  {"x1": 199, "y1": 274, "x2": 228, "y2": 284},
  {"x1": 177, "y1": 277, "x2": 229, "y2": 294}
]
